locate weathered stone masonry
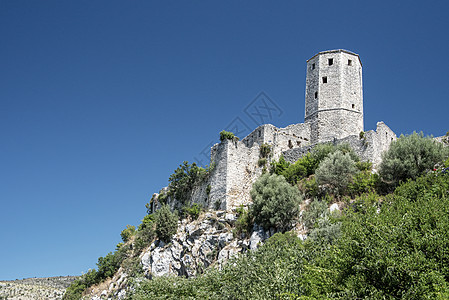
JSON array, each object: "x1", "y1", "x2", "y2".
[{"x1": 157, "y1": 49, "x2": 397, "y2": 211}]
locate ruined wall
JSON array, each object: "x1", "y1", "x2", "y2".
[{"x1": 282, "y1": 121, "x2": 396, "y2": 167}]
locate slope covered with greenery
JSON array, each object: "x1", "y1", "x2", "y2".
[{"x1": 64, "y1": 132, "x2": 449, "y2": 299}]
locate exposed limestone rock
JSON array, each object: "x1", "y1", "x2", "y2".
[
  {"x1": 87, "y1": 211, "x2": 271, "y2": 299},
  {"x1": 140, "y1": 211, "x2": 261, "y2": 279}
]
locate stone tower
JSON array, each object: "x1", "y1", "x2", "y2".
[{"x1": 305, "y1": 49, "x2": 364, "y2": 144}]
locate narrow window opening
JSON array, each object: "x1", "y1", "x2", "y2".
[
  {"x1": 352, "y1": 104, "x2": 355, "y2": 109},
  {"x1": 258, "y1": 130, "x2": 261, "y2": 137},
  {"x1": 322, "y1": 76, "x2": 327, "y2": 83},
  {"x1": 288, "y1": 140, "x2": 293, "y2": 149},
  {"x1": 328, "y1": 58, "x2": 333, "y2": 66},
  {"x1": 348, "y1": 59, "x2": 352, "y2": 66},
  {"x1": 312, "y1": 63, "x2": 315, "y2": 70},
  {"x1": 314, "y1": 91, "x2": 318, "y2": 99}
]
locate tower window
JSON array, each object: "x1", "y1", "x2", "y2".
[
  {"x1": 328, "y1": 58, "x2": 333, "y2": 65},
  {"x1": 348, "y1": 59, "x2": 352, "y2": 66},
  {"x1": 352, "y1": 104, "x2": 355, "y2": 109},
  {"x1": 314, "y1": 91, "x2": 318, "y2": 99},
  {"x1": 322, "y1": 76, "x2": 327, "y2": 83},
  {"x1": 312, "y1": 63, "x2": 315, "y2": 70}
]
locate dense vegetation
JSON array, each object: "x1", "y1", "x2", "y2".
[
  {"x1": 131, "y1": 169, "x2": 449, "y2": 299},
  {"x1": 64, "y1": 132, "x2": 449, "y2": 299}
]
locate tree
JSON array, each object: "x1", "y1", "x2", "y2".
[
  {"x1": 250, "y1": 173, "x2": 302, "y2": 232},
  {"x1": 155, "y1": 204, "x2": 178, "y2": 243},
  {"x1": 380, "y1": 132, "x2": 449, "y2": 187},
  {"x1": 315, "y1": 150, "x2": 357, "y2": 196},
  {"x1": 120, "y1": 225, "x2": 136, "y2": 243}
]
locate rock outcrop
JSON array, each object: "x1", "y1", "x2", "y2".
[{"x1": 85, "y1": 210, "x2": 271, "y2": 299}]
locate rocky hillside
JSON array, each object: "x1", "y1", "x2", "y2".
[
  {"x1": 0, "y1": 276, "x2": 78, "y2": 300},
  {"x1": 83, "y1": 209, "x2": 292, "y2": 299}
]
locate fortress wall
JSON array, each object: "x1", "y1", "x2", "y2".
[
  {"x1": 224, "y1": 140, "x2": 262, "y2": 210},
  {"x1": 281, "y1": 121, "x2": 396, "y2": 167},
  {"x1": 269, "y1": 123, "x2": 312, "y2": 159},
  {"x1": 204, "y1": 143, "x2": 229, "y2": 209}
]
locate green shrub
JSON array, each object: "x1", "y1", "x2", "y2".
[
  {"x1": 315, "y1": 150, "x2": 357, "y2": 196},
  {"x1": 307, "y1": 216, "x2": 341, "y2": 249},
  {"x1": 96, "y1": 252, "x2": 121, "y2": 279},
  {"x1": 63, "y1": 269, "x2": 99, "y2": 300},
  {"x1": 120, "y1": 225, "x2": 136, "y2": 243},
  {"x1": 259, "y1": 143, "x2": 272, "y2": 158},
  {"x1": 214, "y1": 199, "x2": 222, "y2": 210},
  {"x1": 298, "y1": 175, "x2": 320, "y2": 199},
  {"x1": 233, "y1": 205, "x2": 252, "y2": 238},
  {"x1": 182, "y1": 203, "x2": 202, "y2": 220},
  {"x1": 155, "y1": 204, "x2": 178, "y2": 243},
  {"x1": 134, "y1": 225, "x2": 156, "y2": 253},
  {"x1": 348, "y1": 171, "x2": 379, "y2": 196},
  {"x1": 258, "y1": 158, "x2": 267, "y2": 167},
  {"x1": 250, "y1": 173, "x2": 302, "y2": 232},
  {"x1": 138, "y1": 214, "x2": 155, "y2": 232},
  {"x1": 122, "y1": 256, "x2": 143, "y2": 277},
  {"x1": 219, "y1": 130, "x2": 239, "y2": 142},
  {"x1": 167, "y1": 161, "x2": 209, "y2": 205},
  {"x1": 355, "y1": 160, "x2": 372, "y2": 172},
  {"x1": 380, "y1": 131, "x2": 449, "y2": 188},
  {"x1": 271, "y1": 155, "x2": 290, "y2": 175},
  {"x1": 301, "y1": 199, "x2": 328, "y2": 230},
  {"x1": 281, "y1": 159, "x2": 308, "y2": 184}
]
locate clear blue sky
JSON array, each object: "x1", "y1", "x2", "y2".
[{"x1": 1, "y1": 1, "x2": 448, "y2": 280}]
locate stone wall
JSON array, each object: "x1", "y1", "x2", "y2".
[{"x1": 282, "y1": 121, "x2": 396, "y2": 168}]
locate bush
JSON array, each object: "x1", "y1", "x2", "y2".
[
  {"x1": 96, "y1": 252, "x2": 121, "y2": 279},
  {"x1": 307, "y1": 216, "x2": 341, "y2": 249},
  {"x1": 168, "y1": 161, "x2": 209, "y2": 205},
  {"x1": 138, "y1": 214, "x2": 155, "y2": 232},
  {"x1": 259, "y1": 143, "x2": 272, "y2": 158},
  {"x1": 120, "y1": 225, "x2": 136, "y2": 243},
  {"x1": 298, "y1": 175, "x2": 320, "y2": 199},
  {"x1": 219, "y1": 130, "x2": 239, "y2": 142},
  {"x1": 63, "y1": 269, "x2": 99, "y2": 300},
  {"x1": 250, "y1": 173, "x2": 302, "y2": 232},
  {"x1": 271, "y1": 155, "x2": 290, "y2": 175},
  {"x1": 301, "y1": 199, "x2": 328, "y2": 230},
  {"x1": 348, "y1": 170, "x2": 379, "y2": 196},
  {"x1": 182, "y1": 203, "x2": 202, "y2": 220},
  {"x1": 233, "y1": 205, "x2": 252, "y2": 238},
  {"x1": 315, "y1": 150, "x2": 357, "y2": 196},
  {"x1": 311, "y1": 143, "x2": 359, "y2": 169},
  {"x1": 155, "y1": 204, "x2": 179, "y2": 243},
  {"x1": 257, "y1": 158, "x2": 267, "y2": 167},
  {"x1": 380, "y1": 131, "x2": 449, "y2": 188},
  {"x1": 134, "y1": 225, "x2": 156, "y2": 253}
]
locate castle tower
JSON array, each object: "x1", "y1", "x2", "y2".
[{"x1": 305, "y1": 49, "x2": 364, "y2": 144}]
